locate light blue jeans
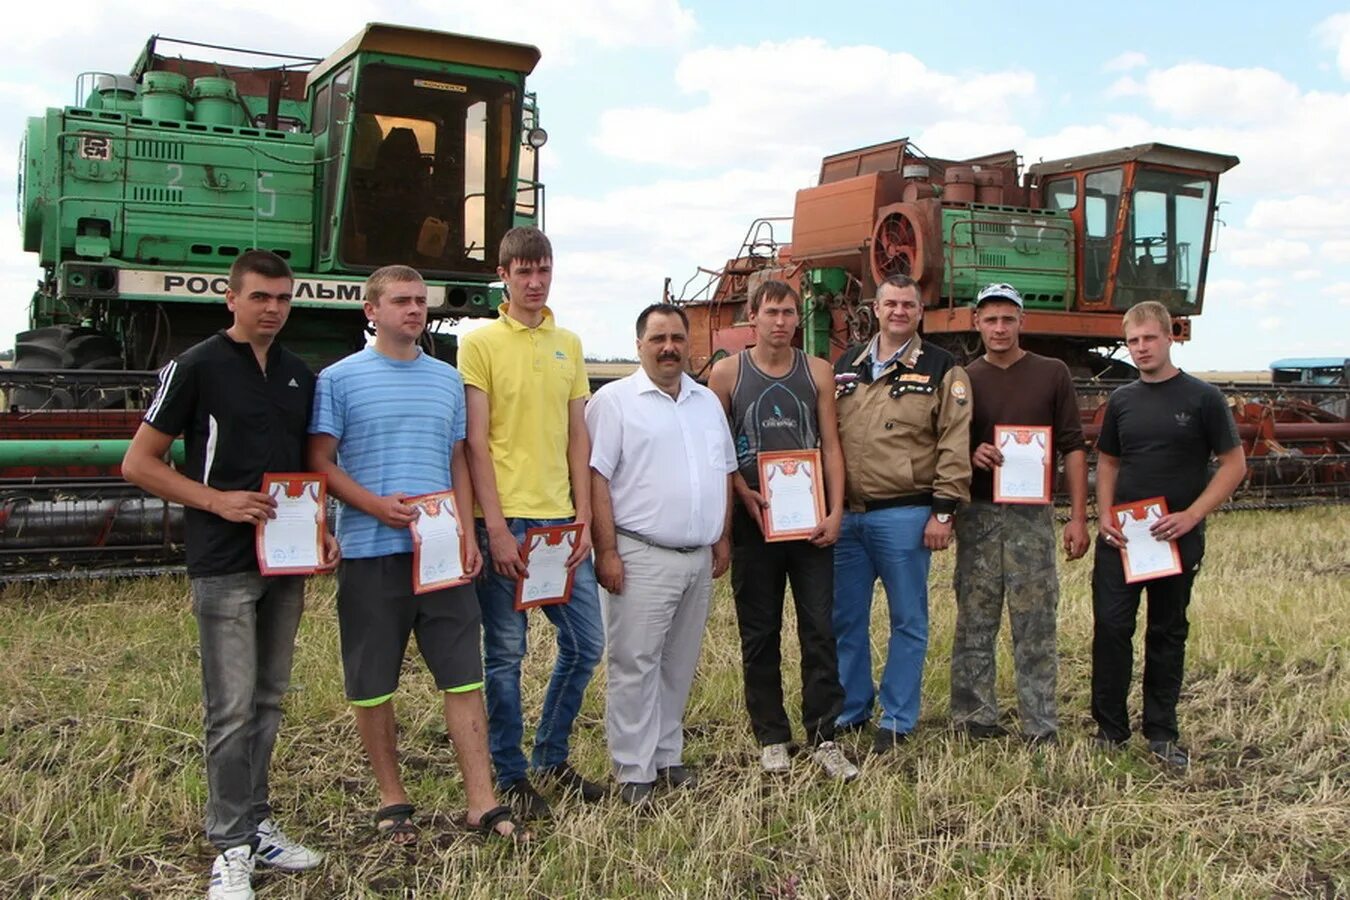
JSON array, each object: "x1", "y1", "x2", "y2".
[
  {"x1": 832, "y1": 505, "x2": 932, "y2": 734},
  {"x1": 191, "y1": 571, "x2": 304, "y2": 849},
  {"x1": 476, "y1": 517, "x2": 604, "y2": 788}
]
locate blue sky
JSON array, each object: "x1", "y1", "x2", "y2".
[{"x1": 2, "y1": 1, "x2": 1348, "y2": 370}]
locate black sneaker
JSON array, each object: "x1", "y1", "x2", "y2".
[
  {"x1": 1147, "y1": 740, "x2": 1190, "y2": 770},
  {"x1": 1091, "y1": 731, "x2": 1128, "y2": 753},
  {"x1": 501, "y1": 777, "x2": 551, "y2": 819},
  {"x1": 1023, "y1": 731, "x2": 1059, "y2": 748},
  {"x1": 537, "y1": 762, "x2": 609, "y2": 802},
  {"x1": 835, "y1": 719, "x2": 871, "y2": 737},
  {"x1": 656, "y1": 765, "x2": 698, "y2": 790},
  {"x1": 964, "y1": 722, "x2": 1009, "y2": 740},
  {"x1": 872, "y1": 727, "x2": 910, "y2": 754},
  {"x1": 617, "y1": 781, "x2": 655, "y2": 809}
]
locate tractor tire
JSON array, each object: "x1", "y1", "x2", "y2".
[{"x1": 10, "y1": 326, "x2": 126, "y2": 410}]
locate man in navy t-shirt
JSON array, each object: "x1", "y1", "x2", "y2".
[
  {"x1": 308, "y1": 265, "x2": 527, "y2": 844},
  {"x1": 1093, "y1": 301, "x2": 1245, "y2": 768}
]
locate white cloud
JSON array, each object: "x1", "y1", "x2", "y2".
[
  {"x1": 1105, "y1": 76, "x2": 1143, "y2": 98},
  {"x1": 1319, "y1": 239, "x2": 1350, "y2": 263},
  {"x1": 1229, "y1": 238, "x2": 1312, "y2": 269},
  {"x1": 1103, "y1": 51, "x2": 1148, "y2": 72},
  {"x1": 1316, "y1": 12, "x2": 1350, "y2": 79},
  {"x1": 1259, "y1": 316, "x2": 1283, "y2": 331},
  {"x1": 1143, "y1": 63, "x2": 1301, "y2": 125},
  {"x1": 594, "y1": 39, "x2": 1036, "y2": 169},
  {"x1": 1247, "y1": 196, "x2": 1350, "y2": 233}
]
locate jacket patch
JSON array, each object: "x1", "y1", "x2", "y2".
[{"x1": 951, "y1": 381, "x2": 969, "y2": 405}]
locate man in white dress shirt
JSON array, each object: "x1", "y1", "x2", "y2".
[{"x1": 585, "y1": 303, "x2": 737, "y2": 807}]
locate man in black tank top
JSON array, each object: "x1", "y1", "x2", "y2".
[{"x1": 708, "y1": 280, "x2": 857, "y2": 781}]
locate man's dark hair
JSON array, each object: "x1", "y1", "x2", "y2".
[
  {"x1": 748, "y1": 279, "x2": 800, "y2": 315},
  {"x1": 877, "y1": 273, "x2": 917, "y2": 294},
  {"x1": 635, "y1": 303, "x2": 690, "y2": 338},
  {"x1": 498, "y1": 226, "x2": 553, "y2": 270},
  {"x1": 228, "y1": 249, "x2": 293, "y2": 293}
]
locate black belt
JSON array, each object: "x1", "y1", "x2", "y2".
[
  {"x1": 615, "y1": 527, "x2": 702, "y2": 554},
  {"x1": 862, "y1": 492, "x2": 933, "y2": 512}
]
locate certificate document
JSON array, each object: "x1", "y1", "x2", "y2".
[
  {"x1": 515, "y1": 523, "x2": 583, "y2": 611},
  {"x1": 408, "y1": 490, "x2": 468, "y2": 594},
  {"x1": 993, "y1": 425, "x2": 1053, "y2": 505},
  {"x1": 759, "y1": 449, "x2": 825, "y2": 542},
  {"x1": 1113, "y1": 496, "x2": 1184, "y2": 584},
  {"x1": 256, "y1": 473, "x2": 326, "y2": 575}
]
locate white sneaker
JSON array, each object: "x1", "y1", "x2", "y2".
[
  {"x1": 256, "y1": 818, "x2": 324, "y2": 871},
  {"x1": 207, "y1": 845, "x2": 255, "y2": 900},
  {"x1": 811, "y1": 740, "x2": 860, "y2": 782},
  {"x1": 760, "y1": 742, "x2": 791, "y2": 773}
]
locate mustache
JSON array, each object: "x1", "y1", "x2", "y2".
[{"x1": 658, "y1": 352, "x2": 682, "y2": 361}]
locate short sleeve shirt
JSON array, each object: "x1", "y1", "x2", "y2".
[
  {"x1": 310, "y1": 347, "x2": 467, "y2": 558},
  {"x1": 457, "y1": 304, "x2": 588, "y2": 518},
  {"x1": 144, "y1": 332, "x2": 314, "y2": 577},
  {"x1": 586, "y1": 369, "x2": 736, "y2": 547},
  {"x1": 1097, "y1": 371, "x2": 1240, "y2": 552}
]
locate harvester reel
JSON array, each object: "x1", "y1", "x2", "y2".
[{"x1": 870, "y1": 204, "x2": 927, "y2": 287}]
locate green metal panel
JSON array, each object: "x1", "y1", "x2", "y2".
[
  {"x1": 0, "y1": 439, "x2": 184, "y2": 467},
  {"x1": 802, "y1": 267, "x2": 847, "y2": 359},
  {"x1": 939, "y1": 206, "x2": 1075, "y2": 310}
]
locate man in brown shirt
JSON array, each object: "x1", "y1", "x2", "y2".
[{"x1": 951, "y1": 283, "x2": 1090, "y2": 746}]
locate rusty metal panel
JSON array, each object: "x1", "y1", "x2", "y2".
[{"x1": 790, "y1": 171, "x2": 906, "y2": 272}]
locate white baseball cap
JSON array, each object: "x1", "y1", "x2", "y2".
[{"x1": 975, "y1": 283, "x2": 1024, "y2": 308}]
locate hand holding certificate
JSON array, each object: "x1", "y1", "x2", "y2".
[
  {"x1": 1112, "y1": 496, "x2": 1184, "y2": 583},
  {"x1": 408, "y1": 490, "x2": 469, "y2": 594},
  {"x1": 256, "y1": 473, "x2": 327, "y2": 575},
  {"x1": 758, "y1": 450, "x2": 826, "y2": 542},
  {"x1": 993, "y1": 425, "x2": 1053, "y2": 505},
  {"x1": 515, "y1": 524, "x2": 584, "y2": 611}
]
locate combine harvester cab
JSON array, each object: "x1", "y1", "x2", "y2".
[
  {"x1": 2, "y1": 24, "x2": 548, "y2": 578},
  {"x1": 673, "y1": 137, "x2": 1348, "y2": 504}
]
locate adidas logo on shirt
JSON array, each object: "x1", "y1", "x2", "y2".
[{"x1": 288, "y1": 378, "x2": 299, "y2": 388}]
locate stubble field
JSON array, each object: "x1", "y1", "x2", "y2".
[{"x1": 1, "y1": 506, "x2": 1347, "y2": 898}]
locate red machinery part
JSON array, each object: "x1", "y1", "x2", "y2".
[{"x1": 870, "y1": 202, "x2": 933, "y2": 288}]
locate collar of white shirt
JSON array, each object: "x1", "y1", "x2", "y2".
[
  {"x1": 868, "y1": 334, "x2": 912, "y2": 378},
  {"x1": 632, "y1": 365, "x2": 695, "y2": 402}
]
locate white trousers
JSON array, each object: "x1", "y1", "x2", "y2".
[{"x1": 601, "y1": 534, "x2": 713, "y2": 784}]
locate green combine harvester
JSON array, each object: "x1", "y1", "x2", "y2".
[{"x1": 1, "y1": 23, "x2": 547, "y2": 576}]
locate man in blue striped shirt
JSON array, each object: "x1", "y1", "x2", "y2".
[{"x1": 309, "y1": 265, "x2": 527, "y2": 845}]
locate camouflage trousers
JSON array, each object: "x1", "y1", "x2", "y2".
[{"x1": 951, "y1": 501, "x2": 1059, "y2": 737}]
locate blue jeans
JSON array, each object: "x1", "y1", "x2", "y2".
[
  {"x1": 191, "y1": 571, "x2": 304, "y2": 850},
  {"x1": 476, "y1": 517, "x2": 603, "y2": 788},
  {"x1": 833, "y1": 505, "x2": 932, "y2": 734}
]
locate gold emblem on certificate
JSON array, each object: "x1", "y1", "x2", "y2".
[
  {"x1": 255, "y1": 473, "x2": 327, "y2": 575},
  {"x1": 758, "y1": 449, "x2": 825, "y2": 542},
  {"x1": 407, "y1": 490, "x2": 469, "y2": 594},
  {"x1": 993, "y1": 425, "x2": 1053, "y2": 505},
  {"x1": 1112, "y1": 496, "x2": 1184, "y2": 584},
  {"x1": 515, "y1": 523, "x2": 584, "y2": 611}
]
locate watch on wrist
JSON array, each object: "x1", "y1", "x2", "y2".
[{"x1": 934, "y1": 512, "x2": 953, "y2": 525}]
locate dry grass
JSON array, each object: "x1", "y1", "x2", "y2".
[{"x1": 2, "y1": 507, "x2": 1347, "y2": 898}]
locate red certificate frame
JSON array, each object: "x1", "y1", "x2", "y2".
[
  {"x1": 255, "y1": 472, "x2": 327, "y2": 576},
  {"x1": 992, "y1": 425, "x2": 1053, "y2": 505},
  {"x1": 408, "y1": 490, "x2": 470, "y2": 594},
  {"x1": 514, "y1": 523, "x2": 584, "y2": 611},
  {"x1": 1112, "y1": 496, "x2": 1184, "y2": 584},
  {"x1": 758, "y1": 449, "x2": 826, "y2": 543}
]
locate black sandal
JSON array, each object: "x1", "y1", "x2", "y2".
[
  {"x1": 469, "y1": 805, "x2": 531, "y2": 843},
  {"x1": 374, "y1": 803, "x2": 418, "y2": 845}
]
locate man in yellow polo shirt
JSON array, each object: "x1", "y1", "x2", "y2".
[{"x1": 459, "y1": 227, "x2": 606, "y2": 818}]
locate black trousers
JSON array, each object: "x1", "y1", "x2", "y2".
[
  {"x1": 730, "y1": 506, "x2": 843, "y2": 746},
  {"x1": 1090, "y1": 538, "x2": 1200, "y2": 743}
]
